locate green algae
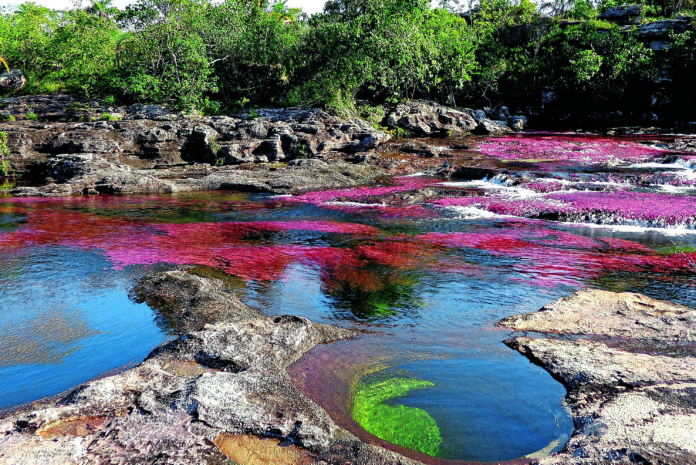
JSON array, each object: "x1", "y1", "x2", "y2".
[
  {"x1": 656, "y1": 245, "x2": 696, "y2": 254},
  {"x1": 352, "y1": 376, "x2": 442, "y2": 456}
]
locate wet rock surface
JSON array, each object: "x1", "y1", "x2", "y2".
[
  {"x1": 499, "y1": 288, "x2": 696, "y2": 465},
  {"x1": 0, "y1": 269, "x2": 423, "y2": 465}
]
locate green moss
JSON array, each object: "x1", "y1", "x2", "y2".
[
  {"x1": 657, "y1": 245, "x2": 696, "y2": 254},
  {"x1": 352, "y1": 376, "x2": 442, "y2": 456}
]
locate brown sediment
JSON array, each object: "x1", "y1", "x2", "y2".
[
  {"x1": 163, "y1": 360, "x2": 217, "y2": 377},
  {"x1": 37, "y1": 416, "x2": 108, "y2": 438},
  {"x1": 214, "y1": 433, "x2": 315, "y2": 465}
]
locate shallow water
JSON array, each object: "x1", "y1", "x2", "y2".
[{"x1": 1, "y1": 133, "x2": 695, "y2": 462}]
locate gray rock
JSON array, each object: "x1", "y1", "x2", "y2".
[
  {"x1": 500, "y1": 289, "x2": 696, "y2": 465},
  {"x1": 508, "y1": 115, "x2": 528, "y2": 131},
  {"x1": 474, "y1": 118, "x2": 513, "y2": 135},
  {"x1": 598, "y1": 5, "x2": 643, "y2": 24},
  {"x1": 637, "y1": 20, "x2": 688, "y2": 41},
  {"x1": 400, "y1": 141, "x2": 439, "y2": 158},
  {"x1": 130, "y1": 270, "x2": 263, "y2": 333},
  {"x1": 499, "y1": 288, "x2": 696, "y2": 343},
  {"x1": 387, "y1": 100, "x2": 477, "y2": 136},
  {"x1": 216, "y1": 144, "x2": 254, "y2": 165}
]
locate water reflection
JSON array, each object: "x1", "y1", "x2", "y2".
[{"x1": 0, "y1": 248, "x2": 171, "y2": 409}]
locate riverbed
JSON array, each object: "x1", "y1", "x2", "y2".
[{"x1": 1, "y1": 133, "x2": 694, "y2": 463}]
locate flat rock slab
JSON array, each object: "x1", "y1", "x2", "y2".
[
  {"x1": 500, "y1": 288, "x2": 696, "y2": 465},
  {"x1": 499, "y1": 288, "x2": 696, "y2": 343}
]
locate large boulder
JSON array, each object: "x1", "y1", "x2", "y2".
[
  {"x1": 387, "y1": 100, "x2": 478, "y2": 136},
  {"x1": 636, "y1": 19, "x2": 689, "y2": 41},
  {"x1": 598, "y1": 5, "x2": 643, "y2": 24},
  {"x1": 473, "y1": 118, "x2": 512, "y2": 135}
]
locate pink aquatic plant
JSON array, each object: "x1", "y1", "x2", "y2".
[
  {"x1": 287, "y1": 177, "x2": 439, "y2": 204},
  {"x1": 476, "y1": 134, "x2": 670, "y2": 165},
  {"x1": 435, "y1": 188, "x2": 696, "y2": 229},
  {"x1": 435, "y1": 195, "x2": 575, "y2": 218},
  {"x1": 417, "y1": 223, "x2": 693, "y2": 287},
  {"x1": 548, "y1": 191, "x2": 696, "y2": 228}
]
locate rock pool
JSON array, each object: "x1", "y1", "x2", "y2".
[{"x1": 1, "y1": 133, "x2": 694, "y2": 463}]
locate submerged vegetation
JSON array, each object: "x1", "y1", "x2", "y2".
[
  {"x1": 351, "y1": 374, "x2": 442, "y2": 455},
  {"x1": 0, "y1": 0, "x2": 694, "y2": 120}
]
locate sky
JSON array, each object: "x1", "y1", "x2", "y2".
[{"x1": 0, "y1": 0, "x2": 328, "y2": 14}]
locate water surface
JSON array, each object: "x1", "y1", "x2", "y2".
[{"x1": 1, "y1": 133, "x2": 695, "y2": 462}]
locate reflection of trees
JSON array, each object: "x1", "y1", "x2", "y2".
[
  {"x1": 325, "y1": 271, "x2": 422, "y2": 321},
  {"x1": 305, "y1": 240, "x2": 437, "y2": 321}
]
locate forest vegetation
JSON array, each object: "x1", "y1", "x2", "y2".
[{"x1": 1, "y1": 0, "x2": 695, "y2": 121}]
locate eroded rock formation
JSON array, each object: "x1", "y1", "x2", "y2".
[{"x1": 499, "y1": 288, "x2": 696, "y2": 465}]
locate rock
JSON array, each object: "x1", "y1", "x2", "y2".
[
  {"x1": 400, "y1": 141, "x2": 439, "y2": 158},
  {"x1": 508, "y1": 115, "x2": 528, "y2": 131},
  {"x1": 636, "y1": 20, "x2": 689, "y2": 41},
  {"x1": 499, "y1": 288, "x2": 696, "y2": 343},
  {"x1": 387, "y1": 100, "x2": 477, "y2": 136},
  {"x1": 130, "y1": 270, "x2": 263, "y2": 333},
  {"x1": 499, "y1": 289, "x2": 696, "y2": 465},
  {"x1": 0, "y1": 95, "x2": 397, "y2": 199},
  {"x1": 216, "y1": 144, "x2": 254, "y2": 165},
  {"x1": 180, "y1": 125, "x2": 220, "y2": 164},
  {"x1": 473, "y1": 118, "x2": 512, "y2": 135},
  {"x1": 489, "y1": 106, "x2": 510, "y2": 121},
  {"x1": 0, "y1": 69, "x2": 27, "y2": 90},
  {"x1": 598, "y1": 5, "x2": 643, "y2": 24},
  {"x1": 37, "y1": 134, "x2": 120, "y2": 155}
]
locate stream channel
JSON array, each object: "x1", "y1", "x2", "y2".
[{"x1": 1, "y1": 133, "x2": 695, "y2": 462}]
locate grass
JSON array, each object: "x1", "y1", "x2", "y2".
[
  {"x1": 101, "y1": 112, "x2": 122, "y2": 122},
  {"x1": 25, "y1": 112, "x2": 38, "y2": 121},
  {"x1": 352, "y1": 375, "x2": 442, "y2": 456}
]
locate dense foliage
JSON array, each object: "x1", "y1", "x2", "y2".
[{"x1": 0, "y1": 0, "x2": 694, "y2": 122}]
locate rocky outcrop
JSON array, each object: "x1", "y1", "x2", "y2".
[
  {"x1": 386, "y1": 100, "x2": 522, "y2": 136},
  {"x1": 131, "y1": 270, "x2": 263, "y2": 333},
  {"x1": 598, "y1": 5, "x2": 643, "y2": 24},
  {"x1": 0, "y1": 95, "x2": 395, "y2": 197},
  {"x1": 636, "y1": 19, "x2": 690, "y2": 51},
  {"x1": 499, "y1": 288, "x2": 696, "y2": 465},
  {"x1": 0, "y1": 69, "x2": 26, "y2": 90},
  {"x1": 387, "y1": 100, "x2": 478, "y2": 136},
  {"x1": 0, "y1": 269, "x2": 423, "y2": 465}
]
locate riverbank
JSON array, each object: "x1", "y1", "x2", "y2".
[{"x1": 499, "y1": 289, "x2": 696, "y2": 465}]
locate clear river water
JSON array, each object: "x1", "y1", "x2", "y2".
[{"x1": 1, "y1": 133, "x2": 695, "y2": 463}]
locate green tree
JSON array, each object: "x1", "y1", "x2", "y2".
[{"x1": 108, "y1": 0, "x2": 216, "y2": 109}]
